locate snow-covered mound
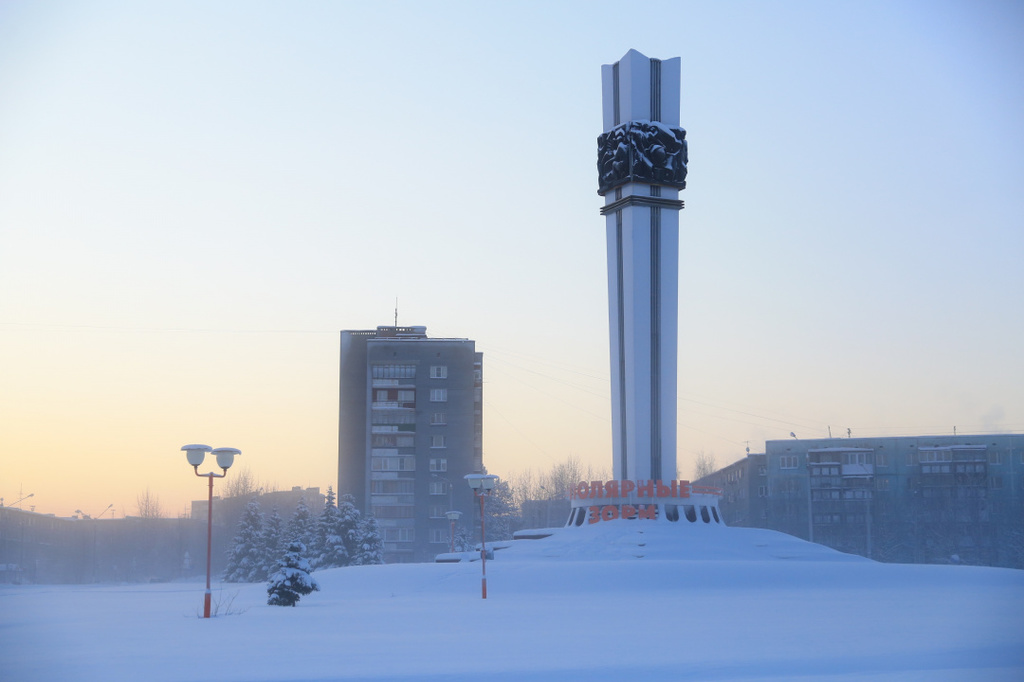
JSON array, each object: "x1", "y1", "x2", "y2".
[
  {"x1": 493, "y1": 520, "x2": 870, "y2": 563},
  {"x1": 2, "y1": 521, "x2": 1022, "y2": 682}
]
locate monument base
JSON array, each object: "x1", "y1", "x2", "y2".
[{"x1": 565, "y1": 479, "x2": 724, "y2": 528}]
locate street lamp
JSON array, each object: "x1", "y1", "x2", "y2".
[
  {"x1": 75, "y1": 504, "x2": 113, "y2": 520},
  {"x1": 1, "y1": 493, "x2": 34, "y2": 509},
  {"x1": 444, "y1": 510, "x2": 462, "y2": 553},
  {"x1": 464, "y1": 474, "x2": 498, "y2": 599},
  {"x1": 181, "y1": 443, "x2": 240, "y2": 619}
]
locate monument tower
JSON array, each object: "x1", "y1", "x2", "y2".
[{"x1": 598, "y1": 49, "x2": 688, "y2": 482}]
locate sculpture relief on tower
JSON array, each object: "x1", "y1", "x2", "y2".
[{"x1": 597, "y1": 121, "x2": 688, "y2": 196}]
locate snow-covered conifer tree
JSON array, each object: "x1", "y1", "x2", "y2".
[
  {"x1": 353, "y1": 514, "x2": 385, "y2": 565},
  {"x1": 266, "y1": 541, "x2": 319, "y2": 607},
  {"x1": 337, "y1": 494, "x2": 363, "y2": 562},
  {"x1": 313, "y1": 486, "x2": 348, "y2": 569},
  {"x1": 484, "y1": 480, "x2": 518, "y2": 542},
  {"x1": 223, "y1": 498, "x2": 265, "y2": 583},
  {"x1": 286, "y1": 497, "x2": 317, "y2": 559},
  {"x1": 453, "y1": 525, "x2": 472, "y2": 553},
  {"x1": 261, "y1": 507, "x2": 284, "y2": 578}
]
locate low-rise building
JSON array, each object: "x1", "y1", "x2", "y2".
[{"x1": 698, "y1": 434, "x2": 1024, "y2": 568}]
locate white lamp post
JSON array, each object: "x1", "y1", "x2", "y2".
[
  {"x1": 464, "y1": 474, "x2": 498, "y2": 599},
  {"x1": 444, "y1": 510, "x2": 462, "y2": 554},
  {"x1": 181, "y1": 444, "x2": 240, "y2": 618}
]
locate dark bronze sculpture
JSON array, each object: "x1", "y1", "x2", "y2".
[{"x1": 597, "y1": 121, "x2": 688, "y2": 195}]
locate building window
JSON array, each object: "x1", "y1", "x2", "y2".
[
  {"x1": 372, "y1": 411, "x2": 416, "y2": 425},
  {"x1": 875, "y1": 452, "x2": 889, "y2": 467},
  {"x1": 397, "y1": 389, "x2": 415, "y2": 403},
  {"x1": 429, "y1": 529, "x2": 448, "y2": 543},
  {"x1": 370, "y1": 434, "x2": 414, "y2": 448},
  {"x1": 757, "y1": 485, "x2": 768, "y2": 497},
  {"x1": 430, "y1": 458, "x2": 447, "y2": 472},
  {"x1": 842, "y1": 452, "x2": 868, "y2": 466},
  {"x1": 989, "y1": 452, "x2": 1002, "y2": 465},
  {"x1": 773, "y1": 479, "x2": 801, "y2": 498},
  {"x1": 431, "y1": 435, "x2": 446, "y2": 449},
  {"x1": 383, "y1": 527, "x2": 415, "y2": 543},
  {"x1": 920, "y1": 450, "x2": 952, "y2": 463},
  {"x1": 375, "y1": 390, "x2": 389, "y2": 402},
  {"x1": 430, "y1": 388, "x2": 447, "y2": 402},
  {"x1": 990, "y1": 476, "x2": 1003, "y2": 489},
  {"x1": 429, "y1": 481, "x2": 448, "y2": 496},
  {"x1": 758, "y1": 466, "x2": 767, "y2": 476},
  {"x1": 372, "y1": 364, "x2": 416, "y2": 379},
  {"x1": 371, "y1": 505, "x2": 415, "y2": 518},
  {"x1": 876, "y1": 478, "x2": 890, "y2": 491},
  {"x1": 371, "y1": 456, "x2": 416, "y2": 472},
  {"x1": 780, "y1": 455, "x2": 799, "y2": 469},
  {"x1": 429, "y1": 505, "x2": 448, "y2": 518},
  {"x1": 371, "y1": 480, "x2": 415, "y2": 495},
  {"x1": 430, "y1": 365, "x2": 448, "y2": 379},
  {"x1": 430, "y1": 412, "x2": 446, "y2": 425}
]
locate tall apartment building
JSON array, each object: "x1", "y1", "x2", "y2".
[
  {"x1": 697, "y1": 434, "x2": 1024, "y2": 568},
  {"x1": 338, "y1": 326, "x2": 483, "y2": 563}
]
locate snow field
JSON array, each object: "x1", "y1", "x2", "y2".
[{"x1": 1, "y1": 523, "x2": 1022, "y2": 681}]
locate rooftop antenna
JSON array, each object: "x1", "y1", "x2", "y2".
[{"x1": 394, "y1": 298, "x2": 399, "y2": 327}]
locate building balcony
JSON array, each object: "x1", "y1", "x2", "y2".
[{"x1": 842, "y1": 463, "x2": 874, "y2": 477}]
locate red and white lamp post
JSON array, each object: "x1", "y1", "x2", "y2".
[
  {"x1": 464, "y1": 474, "x2": 498, "y2": 599},
  {"x1": 181, "y1": 444, "x2": 240, "y2": 619}
]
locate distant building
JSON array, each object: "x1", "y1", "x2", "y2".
[
  {"x1": 0, "y1": 506, "x2": 206, "y2": 584},
  {"x1": 190, "y1": 486, "x2": 324, "y2": 526},
  {"x1": 338, "y1": 326, "x2": 483, "y2": 562},
  {"x1": 693, "y1": 453, "x2": 769, "y2": 530},
  {"x1": 698, "y1": 434, "x2": 1024, "y2": 568}
]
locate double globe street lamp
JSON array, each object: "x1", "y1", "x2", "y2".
[
  {"x1": 181, "y1": 444, "x2": 240, "y2": 619},
  {"x1": 464, "y1": 474, "x2": 498, "y2": 599}
]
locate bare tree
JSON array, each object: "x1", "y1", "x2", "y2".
[
  {"x1": 135, "y1": 487, "x2": 163, "y2": 519},
  {"x1": 693, "y1": 450, "x2": 717, "y2": 481},
  {"x1": 501, "y1": 455, "x2": 611, "y2": 531},
  {"x1": 545, "y1": 455, "x2": 585, "y2": 498},
  {"x1": 507, "y1": 469, "x2": 539, "y2": 513},
  {"x1": 222, "y1": 467, "x2": 274, "y2": 499}
]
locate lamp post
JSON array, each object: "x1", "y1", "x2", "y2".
[
  {"x1": 181, "y1": 444, "x2": 240, "y2": 619},
  {"x1": 75, "y1": 504, "x2": 113, "y2": 520},
  {"x1": 444, "y1": 510, "x2": 462, "y2": 553},
  {"x1": 1, "y1": 493, "x2": 34, "y2": 509},
  {"x1": 75, "y1": 503, "x2": 111, "y2": 582},
  {"x1": 464, "y1": 474, "x2": 498, "y2": 599}
]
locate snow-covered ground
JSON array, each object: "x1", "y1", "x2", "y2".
[{"x1": 2, "y1": 522, "x2": 1022, "y2": 681}]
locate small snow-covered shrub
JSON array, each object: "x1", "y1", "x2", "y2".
[{"x1": 266, "y1": 541, "x2": 319, "y2": 607}]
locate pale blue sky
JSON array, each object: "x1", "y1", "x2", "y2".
[{"x1": 1, "y1": 1, "x2": 1022, "y2": 516}]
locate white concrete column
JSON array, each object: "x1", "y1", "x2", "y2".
[{"x1": 599, "y1": 50, "x2": 686, "y2": 482}]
